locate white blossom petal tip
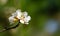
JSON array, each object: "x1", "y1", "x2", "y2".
[
  {"x1": 23, "y1": 11, "x2": 28, "y2": 16},
  {"x1": 20, "y1": 20, "x2": 24, "y2": 24},
  {"x1": 16, "y1": 9, "x2": 21, "y2": 12},
  {"x1": 8, "y1": 9, "x2": 31, "y2": 24}
]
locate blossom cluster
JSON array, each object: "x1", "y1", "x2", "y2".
[{"x1": 9, "y1": 9, "x2": 31, "y2": 24}]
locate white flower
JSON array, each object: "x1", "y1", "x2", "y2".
[
  {"x1": 8, "y1": 9, "x2": 31, "y2": 24},
  {"x1": 20, "y1": 12, "x2": 31, "y2": 24}
]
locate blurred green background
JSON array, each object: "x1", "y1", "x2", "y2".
[{"x1": 0, "y1": 0, "x2": 60, "y2": 36}]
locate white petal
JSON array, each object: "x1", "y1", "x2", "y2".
[
  {"x1": 24, "y1": 16, "x2": 31, "y2": 23},
  {"x1": 20, "y1": 20, "x2": 24, "y2": 24},
  {"x1": 16, "y1": 11, "x2": 22, "y2": 19},
  {"x1": 25, "y1": 22, "x2": 29, "y2": 24},
  {"x1": 12, "y1": 12, "x2": 17, "y2": 17},
  {"x1": 27, "y1": 16, "x2": 31, "y2": 20},
  {"x1": 16, "y1": 9, "x2": 21, "y2": 13},
  {"x1": 9, "y1": 16, "x2": 14, "y2": 24},
  {"x1": 23, "y1": 11, "x2": 28, "y2": 16},
  {"x1": 16, "y1": 10, "x2": 22, "y2": 19}
]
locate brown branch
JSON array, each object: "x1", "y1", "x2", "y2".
[{"x1": 0, "y1": 22, "x2": 20, "y2": 33}]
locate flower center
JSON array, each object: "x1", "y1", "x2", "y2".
[
  {"x1": 14, "y1": 16, "x2": 19, "y2": 22},
  {"x1": 20, "y1": 15, "x2": 25, "y2": 21}
]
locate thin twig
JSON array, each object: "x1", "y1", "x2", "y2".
[{"x1": 0, "y1": 22, "x2": 20, "y2": 32}]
